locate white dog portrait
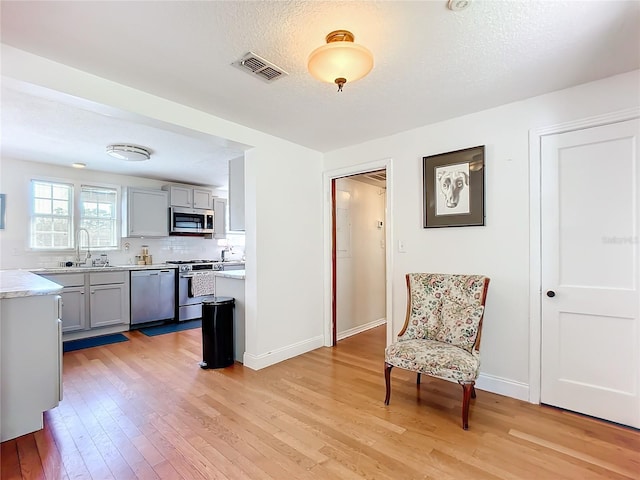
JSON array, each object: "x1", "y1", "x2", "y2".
[{"x1": 435, "y1": 162, "x2": 470, "y2": 216}]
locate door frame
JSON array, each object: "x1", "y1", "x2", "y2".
[
  {"x1": 323, "y1": 158, "x2": 394, "y2": 347},
  {"x1": 527, "y1": 107, "x2": 640, "y2": 404}
]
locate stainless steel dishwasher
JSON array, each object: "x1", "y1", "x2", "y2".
[{"x1": 130, "y1": 269, "x2": 176, "y2": 325}]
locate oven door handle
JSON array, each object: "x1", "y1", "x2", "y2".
[{"x1": 181, "y1": 274, "x2": 195, "y2": 278}]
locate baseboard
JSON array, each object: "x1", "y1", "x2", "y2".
[
  {"x1": 337, "y1": 318, "x2": 386, "y2": 341},
  {"x1": 476, "y1": 372, "x2": 530, "y2": 402},
  {"x1": 62, "y1": 323, "x2": 129, "y2": 342},
  {"x1": 243, "y1": 335, "x2": 325, "y2": 370}
]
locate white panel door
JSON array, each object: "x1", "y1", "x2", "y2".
[{"x1": 541, "y1": 118, "x2": 640, "y2": 428}]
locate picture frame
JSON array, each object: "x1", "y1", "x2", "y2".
[
  {"x1": 0, "y1": 194, "x2": 5, "y2": 229},
  {"x1": 423, "y1": 145, "x2": 485, "y2": 228}
]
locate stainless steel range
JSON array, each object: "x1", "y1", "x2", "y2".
[{"x1": 166, "y1": 260, "x2": 222, "y2": 321}]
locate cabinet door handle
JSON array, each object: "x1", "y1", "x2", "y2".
[
  {"x1": 91, "y1": 291, "x2": 95, "y2": 294},
  {"x1": 80, "y1": 291, "x2": 85, "y2": 295}
]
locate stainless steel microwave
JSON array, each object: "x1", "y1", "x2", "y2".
[{"x1": 170, "y1": 207, "x2": 214, "y2": 235}]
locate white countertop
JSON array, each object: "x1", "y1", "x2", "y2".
[
  {"x1": 0, "y1": 270, "x2": 63, "y2": 299},
  {"x1": 29, "y1": 264, "x2": 178, "y2": 274},
  {"x1": 214, "y1": 270, "x2": 245, "y2": 280}
]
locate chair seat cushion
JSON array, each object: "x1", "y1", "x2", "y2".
[{"x1": 385, "y1": 339, "x2": 480, "y2": 383}]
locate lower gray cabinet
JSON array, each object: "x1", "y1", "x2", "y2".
[
  {"x1": 59, "y1": 287, "x2": 86, "y2": 332},
  {"x1": 38, "y1": 273, "x2": 85, "y2": 333},
  {"x1": 38, "y1": 271, "x2": 130, "y2": 336},
  {"x1": 90, "y1": 284, "x2": 128, "y2": 328}
]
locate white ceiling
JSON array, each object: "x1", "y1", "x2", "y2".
[{"x1": 1, "y1": 1, "x2": 639, "y2": 187}]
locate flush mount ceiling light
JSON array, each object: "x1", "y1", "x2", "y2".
[
  {"x1": 106, "y1": 144, "x2": 151, "y2": 162},
  {"x1": 448, "y1": 0, "x2": 472, "y2": 11},
  {"x1": 307, "y1": 30, "x2": 373, "y2": 92}
]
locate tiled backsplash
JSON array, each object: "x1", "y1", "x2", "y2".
[{"x1": 5, "y1": 234, "x2": 245, "y2": 269}]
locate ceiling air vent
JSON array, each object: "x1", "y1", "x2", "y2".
[{"x1": 232, "y1": 52, "x2": 288, "y2": 83}]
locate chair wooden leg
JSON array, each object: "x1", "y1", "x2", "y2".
[
  {"x1": 416, "y1": 373, "x2": 421, "y2": 385},
  {"x1": 384, "y1": 363, "x2": 393, "y2": 405},
  {"x1": 460, "y1": 381, "x2": 475, "y2": 430}
]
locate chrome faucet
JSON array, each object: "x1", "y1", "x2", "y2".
[{"x1": 75, "y1": 228, "x2": 92, "y2": 266}]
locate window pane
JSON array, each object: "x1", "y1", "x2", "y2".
[
  {"x1": 34, "y1": 217, "x2": 53, "y2": 232},
  {"x1": 33, "y1": 183, "x2": 51, "y2": 198},
  {"x1": 52, "y1": 200, "x2": 69, "y2": 216},
  {"x1": 52, "y1": 185, "x2": 70, "y2": 200},
  {"x1": 34, "y1": 198, "x2": 52, "y2": 214},
  {"x1": 53, "y1": 233, "x2": 69, "y2": 248},
  {"x1": 34, "y1": 232, "x2": 52, "y2": 248},
  {"x1": 98, "y1": 204, "x2": 112, "y2": 217},
  {"x1": 82, "y1": 202, "x2": 98, "y2": 217},
  {"x1": 53, "y1": 218, "x2": 70, "y2": 233}
]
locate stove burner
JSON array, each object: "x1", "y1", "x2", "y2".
[{"x1": 166, "y1": 259, "x2": 220, "y2": 265}]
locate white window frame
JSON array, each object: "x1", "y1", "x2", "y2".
[
  {"x1": 79, "y1": 184, "x2": 120, "y2": 250},
  {"x1": 30, "y1": 179, "x2": 75, "y2": 250},
  {"x1": 29, "y1": 177, "x2": 121, "y2": 252}
]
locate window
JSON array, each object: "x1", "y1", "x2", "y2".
[
  {"x1": 30, "y1": 180, "x2": 120, "y2": 251},
  {"x1": 79, "y1": 185, "x2": 118, "y2": 248},
  {"x1": 30, "y1": 180, "x2": 74, "y2": 249}
]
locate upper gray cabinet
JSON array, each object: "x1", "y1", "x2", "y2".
[
  {"x1": 213, "y1": 197, "x2": 227, "y2": 239},
  {"x1": 229, "y1": 156, "x2": 245, "y2": 231},
  {"x1": 123, "y1": 187, "x2": 169, "y2": 237},
  {"x1": 164, "y1": 185, "x2": 213, "y2": 210}
]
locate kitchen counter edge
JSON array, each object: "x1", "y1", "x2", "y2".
[
  {"x1": 28, "y1": 264, "x2": 179, "y2": 274},
  {"x1": 214, "y1": 270, "x2": 246, "y2": 280},
  {"x1": 0, "y1": 270, "x2": 64, "y2": 299}
]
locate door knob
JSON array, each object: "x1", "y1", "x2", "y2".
[{"x1": 546, "y1": 290, "x2": 556, "y2": 298}]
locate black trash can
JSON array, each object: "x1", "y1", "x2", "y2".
[{"x1": 200, "y1": 296, "x2": 235, "y2": 369}]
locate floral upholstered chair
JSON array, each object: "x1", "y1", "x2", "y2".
[{"x1": 384, "y1": 273, "x2": 490, "y2": 429}]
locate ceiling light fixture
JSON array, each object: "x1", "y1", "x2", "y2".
[
  {"x1": 71, "y1": 162, "x2": 86, "y2": 169},
  {"x1": 106, "y1": 144, "x2": 151, "y2": 162},
  {"x1": 307, "y1": 30, "x2": 373, "y2": 92},
  {"x1": 448, "y1": 0, "x2": 472, "y2": 11}
]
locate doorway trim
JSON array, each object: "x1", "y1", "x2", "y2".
[
  {"x1": 323, "y1": 158, "x2": 394, "y2": 347},
  {"x1": 528, "y1": 107, "x2": 640, "y2": 404}
]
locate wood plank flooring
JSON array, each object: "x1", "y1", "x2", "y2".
[{"x1": 2, "y1": 325, "x2": 639, "y2": 479}]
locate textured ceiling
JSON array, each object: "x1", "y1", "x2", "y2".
[{"x1": 1, "y1": 0, "x2": 639, "y2": 185}]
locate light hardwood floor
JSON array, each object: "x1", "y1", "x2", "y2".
[{"x1": 2, "y1": 325, "x2": 639, "y2": 479}]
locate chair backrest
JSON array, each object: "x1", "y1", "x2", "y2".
[{"x1": 397, "y1": 273, "x2": 490, "y2": 352}]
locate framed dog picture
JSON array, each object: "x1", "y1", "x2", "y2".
[{"x1": 423, "y1": 145, "x2": 485, "y2": 228}]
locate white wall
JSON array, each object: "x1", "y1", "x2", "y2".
[
  {"x1": 324, "y1": 70, "x2": 640, "y2": 400},
  {"x1": 1, "y1": 45, "x2": 325, "y2": 370},
  {"x1": 335, "y1": 177, "x2": 386, "y2": 338},
  {"x1": 243, "y1": 140, "x2": 324, "y2": 368},
  {"x1": 0, "y1": 157, "x2": 231, "y2": 269}
]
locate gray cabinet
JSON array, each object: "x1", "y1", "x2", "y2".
[
  {"x1": 213, "y1": 197, "x2": 227, "y2": 239},
  {"x1": 39, "y1": 273, "x2": 85, "y2": 333},
  {"x1": 59, "y1": 287, "x2": 85, "y2": 332},
  {"x1": 229, "y1": 156, "x2": 245, "y2": 231},
  {"x1": 89, "y1": 272, "x2": 129, "y2": 328},
  {"x1": 164, "y1": 185, "x2": 213, "y2": 210},
  {"x1": 193, "y1": 188, "x2": 213, "y2": 210},
  {"x1": 123, "y1": 187, "x2": 169, "y2": 237},
  {"x1": 1, "y1": 293, "x2": 61, "y2": 441},
  {"x1": 38, "y1": 271, "x2": 130, "y2": 338}
]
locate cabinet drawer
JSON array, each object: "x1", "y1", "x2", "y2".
[
  {"x1": 39, "y1": 273, "x2": 85, "y2": 287},
  {"x1": 90, "y1": 271, "x2": 127, "y2": 285}
]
